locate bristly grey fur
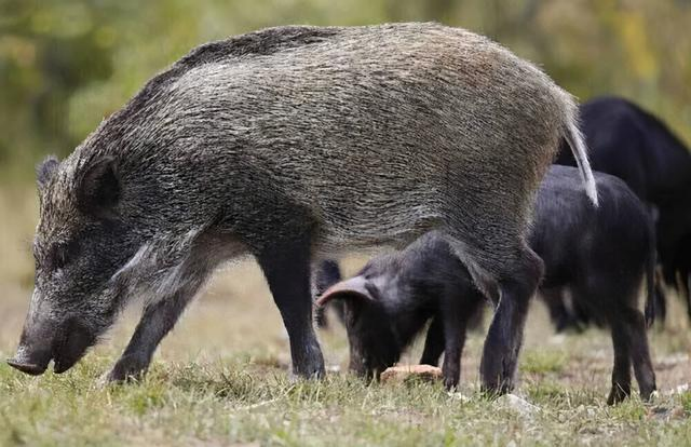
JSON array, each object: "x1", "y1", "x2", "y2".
[{"x1": 13, "y1": 23, "x2": 596, "y2": 385}]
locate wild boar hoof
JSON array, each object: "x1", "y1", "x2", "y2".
[
  {"x1": 444, "y1": 377, "x2": 459, "y2": 391},
  {"x1": 480, "y1": 361, "x2": 515, "y2": 396},
  {"x1": 607, "y1": 385, "x2": 631, "y2": 405},
  {"x1": 104, "y1": 354, "x2": 150, "y2": 384},
  {"x1": 290, "y1": 347, "x2": 326, "y2": 380},
  {"x1": 289, "y1": 365, "x2": 326, "y2": 381},
  {"x1": 480, "y1": 377, "x2": 514, "y2": 398},
  {"x1": 290, "y1": 360, "x2": 326, "y2": 381}
]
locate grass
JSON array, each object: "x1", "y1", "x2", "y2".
[
  {"x1": 0, "y1": 188, "x2": 690, "y2": 446},
  {"x1": 0, "y1": 357, "x2": 688, "y2": 446},
  {"x1": 521, "y1": 349, "x2": 568, "y2": 375}
]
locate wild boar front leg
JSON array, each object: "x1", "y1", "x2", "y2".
[
  {"x1": 105, "y1": 275, "x2": 205, "y2": 383},
  {"x1": 257, "y1": 235, "x2": 326, "y2": 379}
]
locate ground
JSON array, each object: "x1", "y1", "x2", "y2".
[{"x1": 0, "y1": 189, "x2": 689, "y2": 446}]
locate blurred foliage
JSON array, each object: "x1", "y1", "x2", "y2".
[{"x1": 0, "y1": 0, "x2": 689, "y2": 182}]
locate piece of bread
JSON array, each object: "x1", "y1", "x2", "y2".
[{"x1": 380, "y1": 364, "x2": 443, "y2": 384}]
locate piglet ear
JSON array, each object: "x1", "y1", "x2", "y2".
[
  {"x1": 76, "y1": 156, "x2": 120, "y2": 217},
  {"x1": 36, "y1": 156, "x2": 59, "y2": 191},
  {"x1": 316, "y1": 276, "x2": 374, "y2": 307}
]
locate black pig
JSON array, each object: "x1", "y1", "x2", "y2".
[
  {"x1": 556, "y1": 96, "x2": 690, "y2": 321},
  {"x1": 316, "y1": 233, "x2": 485, "y2": 389},
  {"x1": 319, "y1": 166, "x2": 657, "y2": 404}
]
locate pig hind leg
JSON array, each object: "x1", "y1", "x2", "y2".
[
  {"x1": 480, "y1": 246, "x2": 543, "y2": 394},
  {"x1": 607, "y1": 319, "x2": 633, "y2": 404},
  {"x1": 609, "y1": 277, "x2": 656, "y2": 402},
  {"x1": 441, "y1": 316, "x2": 467, "y2": 390},
  {"x1": 577, "y1": 277, "x2": 656, "y2": 404},
  {"x1": 541, "y1": 287, "x2": 584, "y2": 333},
  {"x1": 420, "y1": 317, "x2": 445, "y2": 366},
  {"x1": 627, "y1": 308, "x2": 657, "y2": 401},
  {"x1": 441, "y1": 289, "x2": 486, "y2": 389},
  {"x1": 257, "y1": 234, "x2": 325, "y2": 379}
]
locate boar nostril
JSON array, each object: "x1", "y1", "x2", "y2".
[{"x1": 6, "y1": 358, "x2": 48, "y2": 376}]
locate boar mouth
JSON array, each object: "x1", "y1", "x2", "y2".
[{"x1": 52, "y1": 318, "x2": 97, "y2": 374}]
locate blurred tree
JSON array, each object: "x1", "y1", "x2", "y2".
[
  {"x1": 0, "y1": 0, "x2": 121, "y2": 169},
  {"x1": 0, "y1": 0, "x2": 689, "y2": 182}
]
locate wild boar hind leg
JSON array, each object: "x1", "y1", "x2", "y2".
[
  {"x1": 479, "y1": 244, "x2": 543, "y2": 395},
  {"x1": 442, "y1": 229, "x2": 543, "y2": 395}
]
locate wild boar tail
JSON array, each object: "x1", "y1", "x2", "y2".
[
  {"x1": 644, "y1": 218, "x2": 657, "y2": 328},
  {"x1": 562, "y1": 108, "x2": 599, "y2": 206}
]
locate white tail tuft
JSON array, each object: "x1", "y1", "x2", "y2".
[{"x1": 563, "y1": 120, "x2": 598, "y2": 206}]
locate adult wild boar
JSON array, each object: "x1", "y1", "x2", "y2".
[
  {"x1": 318, "y1": 166, "x2": 657, "y2": 404},
  {"x1": 8, "y1": 23, "x2": 596, "y2": 393}
]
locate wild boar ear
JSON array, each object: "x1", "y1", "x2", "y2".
[
  {"x1": 76, "y1": 156, "x2": 120, "y2": 217},
  {"x1": 316, "y1": 276, "x2": 375, "y2": 307},
  {"x1": 36, "y1": 156, "x2": 59, "y2": 191}
]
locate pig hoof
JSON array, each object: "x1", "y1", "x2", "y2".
[
  {"x1": 104, "y1": 355, "x2": 149, "y2": 384},
  {"x1": 291, "y1": 349, "x2": 326, "y2": 379},
  {"x1": 96, "y1": 368, "x2": 132, "y2": 388},
  {"x1": 480, "y1": 379, "x2": 514, "y2": 398},
  {"x1": 607, "y1": 386, "x2": 631, "y2": 405},
  {"x1": 287, "y1": 371, "x2": 323, "y2": 384},
  {"x1": 290, "y1": 362, "x2": 326, "y2": 381},
  {"x1": 444, "y1": 379, "x2": 459, "y2": 391},
  {"x1": 442, "y1": 367, "x2": 460, "y2": 390},
  {"x1": 479, "y1": 366, "x2": 514, "y2": 396},
  {"x1": 106, "y1": 370, "x2": 143, "y2": 384},
  {"x1": 480, "y1": 356, "x2": 516, "y2": 397},
  {"x1": 639, "y1": 383, "x2": 657, "y2": 402},
  {"x1": 290, "y1": 365, "x2": 326, "y2": 381}
]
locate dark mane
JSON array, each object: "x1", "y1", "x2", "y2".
[
  {"x1": 101, "y1": 26, "x2": 340, "y2": 141},
  {"x1": 176, "y1": 26, "x2": 339, "y2": 68}
]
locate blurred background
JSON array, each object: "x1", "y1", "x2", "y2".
[
  {"x1": 0, "y1": 0, "x2": 689, "y2": 182},
  {"x1": 0, "y1": 1, "x2": 689, "y2": 298},
  {"x1": 0, "y1": 0, "x2": 690, "y2": 329}
]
